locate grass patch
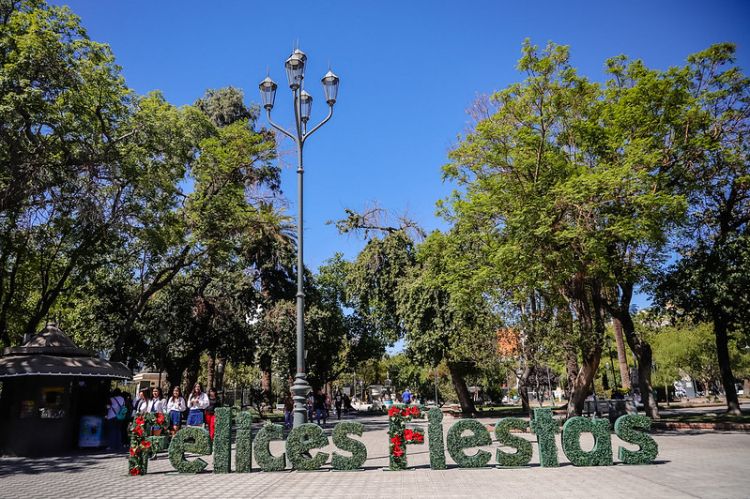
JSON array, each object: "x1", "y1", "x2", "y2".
[{"x1": 658, "y1": 412, "x2": 750, "y2": 424}]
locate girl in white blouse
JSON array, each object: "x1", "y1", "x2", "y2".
[
  {"x1": 186, "y1": 382, "x2": 209, "y2": 426},
  {"x1": 166, "y1": 386, "x2": 186, "y2": 435}
]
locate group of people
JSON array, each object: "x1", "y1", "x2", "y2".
[
  {"x1": 105, "y1": 382, "x2": 222, "y2": 452},
  {"x1": 282, "y1": 389, "x2": 352, "y2": 428}
]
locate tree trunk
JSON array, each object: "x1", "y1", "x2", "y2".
[
  {"x1": 182, "y1": 356, "x2": 200, "y2": 398},
  {"x1": 606, "y1": 283, "x2": 659, "y2": 418},
  {"x1": 613, "y1": 318, "x2": 631, "y2": 389},
  {"x1": 712, "y1": 311, "x2": 741, "y2": 415},
  {"x1": 206, "y1": 353, "x2": 215, "y2": 391},
  {"x1": 518, "y1": 362, "x2": 533, "y2": 416},
  {"x1": 260, "y1": 352, "x2": 273, "y2": 405},
  {"x1": 567, "y1": 350, "x2": 599, "y2": 418},
  {"x1": 617, "y1": 311, "x2": 659, "y2": 418},
  {"x1": 563, "y1": 336, "x2": 579, "y2": 392},
  {"x1": 447, "y1": 363, "x2": 476, "y2": 415}
]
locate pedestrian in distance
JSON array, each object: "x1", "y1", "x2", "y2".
[
  {"x1": 314, "y1": 388, "x2": 327, "y2": 425},
  {"x1": 205, "y1": 388, "x2": 220, "y2": 438},
  {"x1": 283, "y1": 392, "x2": 294, "y2": 429},
  {"x1": 401, "y1": 388, "x2": 412, "y2": 404},
  {"x1": 334, "y1": 390, "x2": 343, "y2": 420}
]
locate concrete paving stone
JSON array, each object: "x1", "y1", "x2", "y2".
[{"x1": 1, "y1": 412, "x2": 749, "y2": 498}]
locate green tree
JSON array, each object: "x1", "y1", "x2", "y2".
[
  {"x1": 0, "y1": 0, "x2": 138, "y2": 345},
  {"x1": 440, "y1": 41, "x2": 696, "y2": 417},
  {"x1": 655, "y1": 43, "x2": 750, "y2": 415}
]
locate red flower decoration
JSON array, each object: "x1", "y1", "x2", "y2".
[
  {"x1": 404, "y1": 429, "x2": 414, "y2": 440},
  {"x1": 143, "y1": 441, "x2": 151, "y2": 448},
  {"x1": 391, "y1": 436, "x2": 402, "y2": 445},
  {"x1": 130, "y1": 468, "x2": 140, "y2": 476},
  {"x1": 393, "y1": 446, "x2": 404, "y2": 457}
]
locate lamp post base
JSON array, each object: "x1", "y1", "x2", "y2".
[{"x1": 291, "y1": 372, "x2": 311, "y2": 428}]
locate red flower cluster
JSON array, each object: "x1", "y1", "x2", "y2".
[
  {"x1": 403, "y1": 429, "x2": 424, "y2": 443},
  {"x1": 388, "y1": 405, "x2": 421, "y2": 418},
  {"x1": 129, "y1": 412, "x2": 167, "y2": 476},
  {"x1": 388, "y1": 405, "x2": 425, "y2": 465}
]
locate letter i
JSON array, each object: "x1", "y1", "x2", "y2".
[
  {"x1": 427, "y1": 407, "x2": 446, "y2": 470},
  {"x1": 235, "y1": 411, "x2": 253, "y2": 473}
]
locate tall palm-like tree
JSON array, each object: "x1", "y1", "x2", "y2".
[{"x1": 241, "y1": 201, "x2": 298, "y2": 402}]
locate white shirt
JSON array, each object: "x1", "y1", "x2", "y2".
[
  {"x1": 166, "y1": 397, "x2": 186, "y2": 412},
  {"x1": 132, "y1": 397, "x2": 149, "y2": 416},
  {"x1": 187, "y1": 392, "x2": 209, "y2": 411},
  {"x1": 148, "y1": 398, "x2": 167, "y2": 413}
]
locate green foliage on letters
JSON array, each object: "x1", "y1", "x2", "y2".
[
  {"x1": 446, "y1": 419, "x2": 492, "y2": 468},
  {"x1": 168, "y1": 426, "x2": 213, "y2": 474},
  {"x1": 529, "y1": 408, "x2": 559, "y2": 467},
  {"x1": 561, "y1": 417, "x2": 613, "y2": 466},
  {"x1": 235, "y1": 411, "x2": 253, "y2": 473},
  {"x1": 614, "y1": 415, "x2": 658, "y2": 465},
  {"x1": 494, "y1": 418, "x2": 532, "y2": 467},
  {"x1": 253, "y1": 421, "x2": 286, "y2": 472},
  {"x1": 427, "y1": 408, "x2": 446, "y2": 470},
  {"x1": 286, "y1": 424, "x2": 330, "y2": 471},
  {"x1": 331, "y1": 422, "x2": 368, "y2": 470},
  {"x1": 213, "y1": 407, "x2": 232, "y2": 473}
]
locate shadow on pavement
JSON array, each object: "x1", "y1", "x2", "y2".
[{"x1": 0, "y1": 451, "x2": 123, "y2": 476}]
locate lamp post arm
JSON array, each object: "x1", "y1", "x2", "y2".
[
  {"x1": 266, "y1": 109, "x2": 297, "y2": 142},
  {"x1": 302, "y1": 104, "x2": 334, "y2": 143}
]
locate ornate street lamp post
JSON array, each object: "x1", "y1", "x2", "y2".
[{"x1": 259, "y1": 48, "x2": 339, "y2": 428}]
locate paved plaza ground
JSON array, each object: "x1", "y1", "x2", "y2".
[{"x1": 1, "y1": 410, "x2": 749, "y2": 499}]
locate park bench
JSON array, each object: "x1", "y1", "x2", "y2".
[{"x1": 584, "y1": 397, "x2": 637, "y2": 424}]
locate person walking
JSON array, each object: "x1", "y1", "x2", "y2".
[{"x1": 401, "y1": 388, "x2": 412, "y2": 405}]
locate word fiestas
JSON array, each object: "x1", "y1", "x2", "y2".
[{"x1": 131, "y1": 406, "x2": 658, "y2": 474}]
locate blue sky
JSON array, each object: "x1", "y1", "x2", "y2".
[{"x1": 55, "y1": 1, "x2": 750, "y2": 307}]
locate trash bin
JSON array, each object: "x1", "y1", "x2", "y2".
[{"x1": 78, "y1": 415, "x2": 103, "y2": 448}]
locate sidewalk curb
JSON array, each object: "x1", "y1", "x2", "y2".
[{"x1": 652, "y1": 421, "x2": 750, "y2": 431}]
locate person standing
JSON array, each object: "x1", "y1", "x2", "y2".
[
  {"x1": 205, "y1": 388, "x2": 220, "y2": 438},
  {"x1": 166, "y1": 386, "x2": 186, "y2": 436},
  {"x1": 132, "y1": 387, "x2": 151, "y2": 416},
  {"x1": 401, "y1": 388, "x2": 412, "y2": 405},
  {"x1": 105, "y1": 388, "x2": 125, "y2": 451},
  {"x1": 307, "y1": 393, "x2": 314, "y2": 422},
  {"x1": 149, "y1": 387, "x2": 167, "y2": 414},
  {"x1": 186, "y1": 382, "x2": 209, "y2": 427},
  {"x1": 334, "y1": 391, "x2": 343, "y2": 420},
  {"x1": 314, "y1": 388, "x2": 327, "y2": 425},
  {"x1": 283, "y1": 393, "x2": 294, "y2": 429}
]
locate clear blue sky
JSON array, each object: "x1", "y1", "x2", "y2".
[{"x1": 55, "y1": 0, "x2": 750, "y2": 306}]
